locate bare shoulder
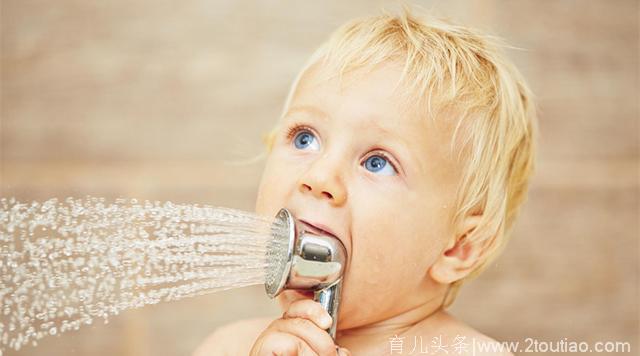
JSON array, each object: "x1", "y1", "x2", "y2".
[
  {"x1": 459, "y1": 330, "x2": 515, "y2": 356},
  {"x1": 427, "y1": 310, "x2": 515, "y2": 356},
  {"x1": 192, "y1": 317, "x2": 273, "y2": 356}
]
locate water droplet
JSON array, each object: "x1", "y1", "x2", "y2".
[{"x1": 0, "y1": 197, "x2": 275, "y2": 352}]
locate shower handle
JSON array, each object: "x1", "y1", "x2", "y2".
[
  {"x1": 314, "y1": 280, "x2": 342, "y2": 338},
  {"x1": 265, "y1": 208, "x2": 347, "y2": 340}
]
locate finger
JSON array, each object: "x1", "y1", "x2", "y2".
[
  {"x1": 251, "y1": 331, "x2": 318, "y2": 356},
  {"x1": 283, "y1": 298, "x2": 333, "y2": 330},
  {"x1": 337, "y1": 347, "x2": 352, "y2": 356},
  {"x1": 270, "y1": 318, "x2": 338, "y2": 356}
]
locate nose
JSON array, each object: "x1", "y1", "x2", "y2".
[{"x1": 298, "y1": 153, "x2": 347, "y2": 206}]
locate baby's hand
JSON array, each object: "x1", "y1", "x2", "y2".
[{"x1": 249, "y1": 299, "x2": 350, "y2": 356}]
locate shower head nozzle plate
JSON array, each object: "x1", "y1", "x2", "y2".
[{"x1": 265, "y1": 208, "x2": 295, "y2": 298}]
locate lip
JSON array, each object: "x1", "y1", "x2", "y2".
[{"x1": 298, "y1": 218, "x2": 339, "y2": 239}]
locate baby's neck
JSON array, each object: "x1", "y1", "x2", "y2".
[{"x1": 336, "y1": 291, "x2": 448, "y2": 353}]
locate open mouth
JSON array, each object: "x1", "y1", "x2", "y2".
[{"x1": 298, "y1": 219, "x2": 337, "y2": 238}]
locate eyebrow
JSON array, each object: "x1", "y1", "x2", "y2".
[
  {"x1": 285, "y1": 105, "x2": 404, "y2": 143},
  {"x1": 282, "y1": 105, "x2": 329, "y2": 121},
  {"x1": 283, "y1": 105, "x2": 421, "y2": 171}
]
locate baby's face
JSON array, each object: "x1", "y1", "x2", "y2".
[{"x1": 255, "y1": 60, "x2": 462, "y2": 329}]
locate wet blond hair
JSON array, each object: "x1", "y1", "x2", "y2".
[{"x1": 261, "y1": 5, "x2": 537, "y2": 308}]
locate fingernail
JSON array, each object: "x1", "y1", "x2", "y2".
[
  {"x1": 337, "y1": 347, "x2": 350, "y2": 356},
  {"x1": 320, "y1": 314, "x2": 332, "y2": 328}
]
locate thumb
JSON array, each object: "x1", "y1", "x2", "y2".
[{"x1": 337, "y1": 347, "x2": 352, "y2": 356}]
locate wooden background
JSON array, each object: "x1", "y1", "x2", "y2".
[{"x1": 1, "y1": 1, "x2": 638, "y2": 355}]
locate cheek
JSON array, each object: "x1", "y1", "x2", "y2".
[
  {"x1": 255, "y1": 153, "x2": 295, "y2": 217},
  {"x1": 348, "y1": 186, "x2": 445, "y2": 279},
  {"x1": 336, "y1": 189, "x2": 451, "y2": 326},
  {"x1": 348, "y1": 212, "x2": 432, "y2": 292}
]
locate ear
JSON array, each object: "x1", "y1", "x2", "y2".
[{"x1": 429, "y1": 214, "x2": 486, "y2": 284}]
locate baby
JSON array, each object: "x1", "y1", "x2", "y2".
[{"x1": 196, "y1": 6, "x2": 536, "y2": 356}]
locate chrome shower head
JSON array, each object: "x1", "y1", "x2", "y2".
[{"x1": 265, "y1": 208, "x2": 347, "y2": 339}]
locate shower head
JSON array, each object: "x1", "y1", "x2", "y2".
[{"x1": 265, "y1": 208, "x2": 347, "y2": 339}]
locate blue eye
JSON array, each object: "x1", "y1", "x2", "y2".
[
  {"x1": 364, "y1": 155, "x2": 396, "y2": 176},
  {"x1": 292, "y1": 131, "x2": 319, "y2": 150},
  {"x1": 287, "y1": 125, "x2": 398, "y2": 176}
]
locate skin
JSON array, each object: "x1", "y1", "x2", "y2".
[{"x1": 194, "y1": 60, "x2": 512, "y2": 355}]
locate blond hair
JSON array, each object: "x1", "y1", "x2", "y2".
[{"x1": 262, "y1": 5, "x2": 537, "y2": 308}]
